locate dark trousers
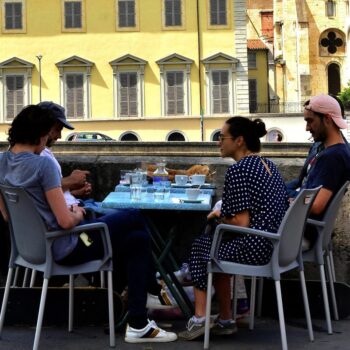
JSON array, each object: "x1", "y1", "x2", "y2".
[{"x1": 59, "y1": 209, "x2": 159, "y2": 328}]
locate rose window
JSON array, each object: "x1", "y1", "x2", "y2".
[{"x1": 321, "y1": 31, "x2": 344, "y2": 54}]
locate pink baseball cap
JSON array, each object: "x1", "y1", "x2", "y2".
[{"x1": 305, "y1": 94, "x2": 347, "y2": 129}]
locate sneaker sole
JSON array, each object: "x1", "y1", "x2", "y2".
[
  {"x1": 125, "y1": 335, "x2": 177, "y2": 343},
  {"x1": 211, "y1": 326, "x2": 238, "y2": 336}
]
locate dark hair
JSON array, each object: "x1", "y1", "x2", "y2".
[
  {"x1": 8, "y1": 105, "x2": 56, "y2": 147},
  {"x1": 225, "y1": 116, "x2": 267, "y2": 152}
]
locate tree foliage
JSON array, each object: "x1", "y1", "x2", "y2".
[{"x1": 338, "y1": 82, "x2": 350, "y2": 110}]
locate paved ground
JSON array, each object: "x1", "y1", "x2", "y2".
[{"x1": 0, "y1": 316, "x2": 349, "y2": 350}]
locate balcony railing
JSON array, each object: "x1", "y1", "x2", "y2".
[{"x1": 249, "y1": 102, "x2": 304, "y2": 114}]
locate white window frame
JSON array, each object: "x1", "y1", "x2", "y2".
[
  {"x1": 2, "y1": 0, "x2": 26, "y2": 33},
  {"x1": 61, "y1": 0, "x2": 86, "y2": 32},
  {"x1": 62, "y1": 72, "x2": 88, "y2": 119},
  {"x1": 2, "y1": 73, "x2": 28, "y2": 121},
  {"x1": 116, "y1": 71, "x2": 141, "y2": 118},
  {"x1": 116, "y1": 0, "x2": 139, "y2": 31},
  {"x1": 206, "y1": 68, "x2": 234, "y2": 115}
]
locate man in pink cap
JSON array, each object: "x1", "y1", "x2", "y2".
[{"x1": 301, "y1": 94, "x2": 350, "y2": 248}]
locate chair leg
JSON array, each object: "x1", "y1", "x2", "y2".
[
  {"x1": 249, "y1": 276, "x2": 257, "y2": 330},
  {"x1": 33, "y1": 278, "x2": 49, "y2": 350},
  {"x1": 326, "y1": 256, "x2": 339, "y2": 321},
  {"x1": 68, "y1": 275, "x2": 74, "y2": 332},
  {"x1": 22, "y1": 268, "x2": 29, "y2": 287},
  {"x1": 30, "y1": 270, "x2": 37, "y2": 288},
  {"x1": 299, "y1": 270, "x2": 314, "y2": 341},
  {"x1": 204, "y1": 271, "x2": 213, "y2": 350},
  {"x1": 328, "y1": 249, "x2": 336, "y2": 282},
  {"x1": 100, "y1": 271, "x2": 105, "y2": 288},
  {"x1": 11, "y1": 267, "x2": 19, "y2": 287},
  {"x1": 232, "y1": 275, "x2": 237, "y2": 321},
  {"x1": 319, "y1": 265, "x2": 333, "y2": 334},
  {"x1": 107, "y1": 271, "x2": 116, "y2": 347},
  {"x1": 0, "y1": 268, "x2": 14, "y2": 336},
  {"x1": 274, "y1": 280, "x2": 288, "y2": 350},
  {"x1": 257, "y1": 277, "x2": 264, "y2": 317}
]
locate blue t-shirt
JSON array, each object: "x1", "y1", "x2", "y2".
[
  {"x1": 303, "y1": 143, "x2": 350, "y2": 216},
  {"x1": 221, "y1": 155, "x2": 288, "y2": 233},
  {"x1": 0, "y1": 151, "x2": 78, "y2": 260}
]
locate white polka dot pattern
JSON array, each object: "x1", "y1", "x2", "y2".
[{"x1": 189, "y1": 155, "x2": 288, "y2": 290}]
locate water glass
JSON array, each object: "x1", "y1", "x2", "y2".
[
  {"x1": 154, "y1": 190, "x2": 164, "y2": 202},
  {"x1": 130, "y1": 184, "x2": 142, "y2": 201},
  {"x1": 120, "y1": 170, "x2": 133, "y2": 185}
]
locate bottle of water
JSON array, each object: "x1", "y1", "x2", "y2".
[{"x1": 153, "y1": 162, "x2": 169, "y2": 184}]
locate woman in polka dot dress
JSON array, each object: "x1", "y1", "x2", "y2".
[{"x1": 179, "y1": 116, "x2": 289, "y2": 340}]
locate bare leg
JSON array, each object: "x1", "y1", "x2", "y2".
[
  {"x1": 214, "y1": 274, "x2": 232, "y2": 320},
  {"x1": 194, "y1": 287, "x2": 207, "y2": 317}
]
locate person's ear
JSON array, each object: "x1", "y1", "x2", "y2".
[{"x1": 236, "y1": 135, "x2": 244, "y2": 147}]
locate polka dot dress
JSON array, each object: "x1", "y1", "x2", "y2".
[{"x1": 190, "y1": 155, "x2": 289, "y2": 290}]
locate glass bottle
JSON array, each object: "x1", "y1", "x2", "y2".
[{"x1": 153, "y1": 162, "x2": 169, "y2": 184}]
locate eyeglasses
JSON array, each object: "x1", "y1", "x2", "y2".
[{"x1": 218, "y1": 134, "x2": 233, "y2": 142}]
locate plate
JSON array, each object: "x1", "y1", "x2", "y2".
[{"x1": 180, "y1": 199, "x2": 203, "y2": 204}]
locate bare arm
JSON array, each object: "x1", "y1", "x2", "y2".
[
  {"x1": 61, "y1": 169, "x2": 90, "y2": 192},
  {"x1": 0, "y1": 195, "x2": 8, "y2": 222},
  {"x1": 310, "y1": 187, "x2": 333, "y2": 216},
  {"x1": 222, "y1": 210, "x2": 250, "y2": 228},
  {"x1": 45, "y1": 187, "x2": 85, "y2": 229}
]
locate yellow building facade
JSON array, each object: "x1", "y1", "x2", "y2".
[{"x1": 0, "y1": 0, "x2": 250, "y2": 141}]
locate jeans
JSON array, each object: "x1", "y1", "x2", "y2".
[{"x1": 58, "y1": 208, "x2": 157, "y2": 328}]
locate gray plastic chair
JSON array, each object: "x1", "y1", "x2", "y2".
[
  {"x1": 303, "y1": 181, "x2": 349, "y2": 335},
  {"x1": 204, "y1": 187, "x2": 321, "y2": 350},
  {"x1": 0, "y1": 185, "x2": 115, "y2": 350}
]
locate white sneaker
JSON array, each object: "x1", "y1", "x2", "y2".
[
  {"x1": 125, "y1": 319, "x2": 177, "y2": 343},
  {"x1": 146, "y1": 288, "x2": 178, "y2": 309}
]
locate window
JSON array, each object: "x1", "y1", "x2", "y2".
[
  {"x1": 211, "y1": 130, "x2": 220, "y2": 141},
  {"x1": 211, "y1": 70, "x2": 229, "y2": 114},
  {"x1": 165, "y1": 71, "x2": 184, "y2": 115},
  {"x1": 167, "y1": 131, "x2": 186, "y2": 141},
  {"x1": 2, "y1": 0, "x2": 25, "y2": 33},
  {"x1": 326, "y1": 0, "x2": 336, "y2": 17},
  {"x1": 209, "y1": 0, "x2": 227, "y2": 26},
  {"x1": 248, "y1": 79, "x2": 257, "y2": 113},
  {"x1": 118, "y1": 0, "x2": 136, "y2": 28},
  {"x1": 248, "y1": 51, "x2": 257, "y2": 69},
  {"x1": 5, "y1": 75, "x2": 24, "y2": 120},
  {"x1": 118, "y1": 72, "x2": 138, "y2": 117},
  {"x1": 64, "y1": 1, "x2": 82, "y2": 28},
  {"x1": 120, "y1": 132, "x2": 139, "y2": 141},
  {"x1": 65, "y1": 73, "x2": 85, "y2": 118},
  {"x1": 261, "y1": 11, "x2": 273, "y2": 41},
  {"x1": 164, "y1": 0, "x2": 182, "y2": 27}
]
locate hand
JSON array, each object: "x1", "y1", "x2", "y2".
[
  {"x1": 71, "y1": 182, "x2": 92, "y2": 198},
  {"x1": 207, "y1": 209, "x2": 221, "y2": 221},
  {"x1": 70, "y1": 205, "x2": 85, "y2": 220},
  {"x1": 69, "y1": 170, "x2": 90, "y2": 187}
]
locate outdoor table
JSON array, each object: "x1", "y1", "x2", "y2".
[{"x1": 101, "y1": 191, "x2": 213, "y2": 318}]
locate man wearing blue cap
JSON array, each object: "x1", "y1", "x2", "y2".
[{"x1": 37, "y1": 101, "x2": 92, "y2": 207}]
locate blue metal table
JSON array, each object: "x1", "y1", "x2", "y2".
[{"x1": 101, "y1": 191, "x2": 212, "y2": 318}]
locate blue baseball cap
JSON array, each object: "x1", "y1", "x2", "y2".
[{"x1": 37, "y1": 101, "x2": 74, "y2": 130}]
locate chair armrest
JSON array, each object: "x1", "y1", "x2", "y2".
[
  {"x1": 46, "y1": 222, "x2": 108, "y2": 239},
  {"x1": 306, "y1": 218, "x2": 326, "y2": 228},
  {"x1": 210, "y1": 223, "x2": 280, "y2": 259}
]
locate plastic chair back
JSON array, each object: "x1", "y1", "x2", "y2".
[
  {"x1": 277, "y1": 187, "x2": 321, "y2": 267},
  {"x1": 0, "y1": 185, "x2": 47, "y2": 265},
  {"x1": 320, "y1": 181, "x2": 349, "y2": 250}
]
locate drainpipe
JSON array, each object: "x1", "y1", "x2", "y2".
[{"x1": 196, "y1": 0, "x2": 204, "y2": 141}]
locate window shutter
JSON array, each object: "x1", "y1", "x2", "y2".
[
  {"x1": 248, "y1": 79, "x2": 258, "y2": 113},
  {"x1": 165, "y1": 0, "x2": 181, "y2": 26},
  {"x1": 119, "y1": 72, "x2": 138, "y2": 117},
  {"x1": 5, "y1": 3, "x2": 22, "y2": 29},
  {"x1": 66, "y1": 74, "x2": 84, "y2": 118},
  {"x1": 65, "y1": 1, "x2": 82, "y2": 28},
  {"x1": 210, "y1": 0, "x2": 226, "y2": 25},
  {"x1": 166, "y1": 71, "x2": 184, "y2": 115},
  {"x1": 212, "y1": 71, "x2": 229, "y2": 114},
  {"x1": 6, "y1": 75, "x2": 24, "y2": 120},
  {"x1": 119, "y1": 0, "x2": 135, "y2": 27}
]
